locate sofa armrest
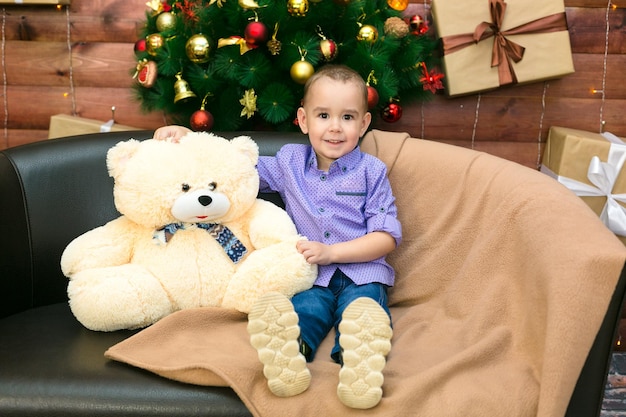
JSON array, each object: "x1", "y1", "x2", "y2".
[{"x1": 0, "y1": 131, "x2": 154, "y2": 318}]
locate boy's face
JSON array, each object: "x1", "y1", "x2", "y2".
[{"x1": 297, "y1": 77, "x2": 371, "y2": 171}]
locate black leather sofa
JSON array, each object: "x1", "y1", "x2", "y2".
[{"x1": 0, "y1": 130, "x2": 625, "y2": 417}]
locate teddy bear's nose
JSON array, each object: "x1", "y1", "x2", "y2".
[{"x1": 198, "y1": 195, "x2": 212, "y2": 206}]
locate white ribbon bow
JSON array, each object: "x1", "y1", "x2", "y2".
[
  {"x1": 99, "y1": 119, "x2": 115, "y2": 133},
  {"x1": 546, "y1": 132, "x2": 626, "y2": 236}
]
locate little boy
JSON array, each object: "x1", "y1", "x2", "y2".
[{"x1": 154, "y1": 64, "x2": 401, "y2": 409}]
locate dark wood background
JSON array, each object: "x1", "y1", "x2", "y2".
[{"x1": 0, "y1": 0, "x2": 623, "y2": 170}]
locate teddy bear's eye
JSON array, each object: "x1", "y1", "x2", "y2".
[
  {"x1": 208, "y1": 182, "x2": 217, "y2": 191},
  {"x1": 181, "y1": 183, "x2": 190, "y2": 192}
]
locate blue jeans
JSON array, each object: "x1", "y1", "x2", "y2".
[{"x1": 291, "y1": 268, "x2": 391, "y2": 363}]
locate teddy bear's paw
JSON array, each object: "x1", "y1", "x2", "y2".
[
  {"x1": 225, "y1": 243, "x2": 317, "y2": 313},
  {"x1": 67, "y1": 267, "x2": 175, "y2": 331},
  {"x1": 337, "y1": 297, "x2": 392, "y2": 409},
  {"x1": 247, "y1": 291, "x2": 311, "y2": 397}
]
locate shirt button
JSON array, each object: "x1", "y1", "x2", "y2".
[
  {"x1": 320, "y1": 175, "x2": 327, "y2": 181},
  {"x1": 341, "y1": 166, "x2": 347, "y2": 172},
  {"x1": 324, "y1": 231, "x2": 331, "y2": 238},
  {"x1": 318, "y1": 207, "x2": 325, "y2": 213}
]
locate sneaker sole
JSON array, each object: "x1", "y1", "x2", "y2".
[
  {"x1": 337, "y1": 297, "x2": 392, "y2": 409},
  {"x1": 247, "y1": 291, "x2": 311, "y2": 397}
]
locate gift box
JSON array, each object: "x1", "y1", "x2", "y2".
[
  {"x1": 48, "y1": 114, "x2": 142, "y2": 139},
  {"x1": 431, "y1": 0, "x2": 575, "y2": 97},
  {"x1": 541, "y1": 126, "x2": 626, "y2": 244}
]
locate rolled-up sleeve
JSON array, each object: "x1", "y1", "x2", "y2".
[{"x1": 365, "y1": 161, "x2": 402, "y2": 247}]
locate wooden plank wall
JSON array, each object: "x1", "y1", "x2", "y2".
[{"x1": 0, "y1": 0, "x2": 623, "y2": 170}]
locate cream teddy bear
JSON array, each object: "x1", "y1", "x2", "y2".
[{"x1": 61, "y1": 132, "x2": 317, "y2": 331}]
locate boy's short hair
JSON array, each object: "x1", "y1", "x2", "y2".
[{"x1": 302, "y1": 65, "x2": 369, "y2": 112}]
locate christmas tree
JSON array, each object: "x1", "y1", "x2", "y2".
[{"x1": 134, "y1": 0, "x2": 443, "y2": 131}]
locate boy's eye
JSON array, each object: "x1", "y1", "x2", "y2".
[
  {"x1": 318, "y1": 113, "x2": 328, "y2": 119},
  {"x1": 343, "y1": 114, "x2": 354, "y2": 120}
]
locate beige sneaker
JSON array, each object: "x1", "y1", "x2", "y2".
[
  {"x1": 247, "y1": 291, "x2": 311, "y2": 397},
  {"x1": 337, "y1": 297, "x2": 392, "y2": 409}
]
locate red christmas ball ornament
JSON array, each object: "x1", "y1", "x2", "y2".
[
  {"x1": 134, "y1": 39, "x2": 147, "y2": 56},
  {"x1": 190, "y1": 109, "x2": 214, "y2": 131},
  {"x1": 381, "y1": 102, "x2": 402, "y2": 123},
  {"x1": 367, "y1": 85, "x2": 379, "y2": 109},
  {"x1": 244, "y1": 21, "x2": 269, "y2": 46},
  {"x1": 409, "y1": 14, "x2": 429, "y2": 35}
]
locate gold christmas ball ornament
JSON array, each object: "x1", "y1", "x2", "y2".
[
  {"x1": 357, "y1": 24, "x2": 378, "y2": 43},
  {"x1": 290, "y1": 59, "x2": 314, "y2": 85},
  {"x1": 156, "y1": 11, "x2": 177, "y2": 32},
  {"x1": 186, "y1": 34, "x2": 212, "y2": 64},
  {"x1": 145, "y1": 33, "x2": 164, "y2": 56},
  {"x1": 287, "y1": 0, "x2": 309, "y2": 17}
]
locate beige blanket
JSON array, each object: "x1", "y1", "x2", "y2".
[{"x1": 105, "y1": 130, "x2": 626, "y2": 417}]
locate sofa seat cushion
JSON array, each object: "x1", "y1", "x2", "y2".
[{"x1": 0, "y1": 303, "x2": 251, "y2": 417}]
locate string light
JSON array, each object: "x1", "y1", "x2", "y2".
[
  {"x1": 535, "y1": 82, "x2": 549, "y2": 169},
  {"x1": 419, "y1": 0, "x2": 429, "y2": 139},
  {"x1": 65, "y1": 4, "x2": 76, "y2": 115},
  {"x1": 470, "y1": 94, "x2": 481, "y2": 150},
  {"x1": 1, "y1": 8, "x2": 7, "y2": 149},
  {"x1": 594, "y1": 0, "x2": 611, "y2": 132},
  {"x1": 420, "y1": 102, "x2": 425, "y2": 139}
]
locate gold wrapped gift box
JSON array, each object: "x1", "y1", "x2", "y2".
[
  {"x1": 431, "y1": 0, "x2": 575, "y2": 97},
  {"x1": 48, "y1": 114, "x2": 143, "y2": 139},
  {"x1": 541, "y1": 126, "x2": 626, "y2": 244}
]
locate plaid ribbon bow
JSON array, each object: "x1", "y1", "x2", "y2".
[{"x1": 153, "y1": 222, "x2": 248, "y2": 263}]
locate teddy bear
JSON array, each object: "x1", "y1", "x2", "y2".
[{"x1": 60, "y1": 132, "x2": 317, "y2": 332}]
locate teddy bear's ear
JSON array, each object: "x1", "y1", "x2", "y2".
[
  {"x1": 231, "y1": 135, "x2": 259, "y2": 166},
  {"x1": 106, "y1": 139, "x2": 143, "y2": 178}
]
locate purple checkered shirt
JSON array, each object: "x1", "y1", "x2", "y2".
[{"x1": 257, "y1": 143, "x2": 402, "y2": 287}]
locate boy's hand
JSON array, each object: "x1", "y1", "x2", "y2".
[
  {"x1": 296, "y1": 231, "x2": 396, "y2": 266},
  {"x1": 153, "y1": 125, "x2": 192, "y2": 142},
  {"x1": 296, "y1": 240, "x2": 334, "y2": 265}
]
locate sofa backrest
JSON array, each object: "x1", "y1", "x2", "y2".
[{"x1": 0, "y1": 130, "x2": 308, "y2": 319}]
